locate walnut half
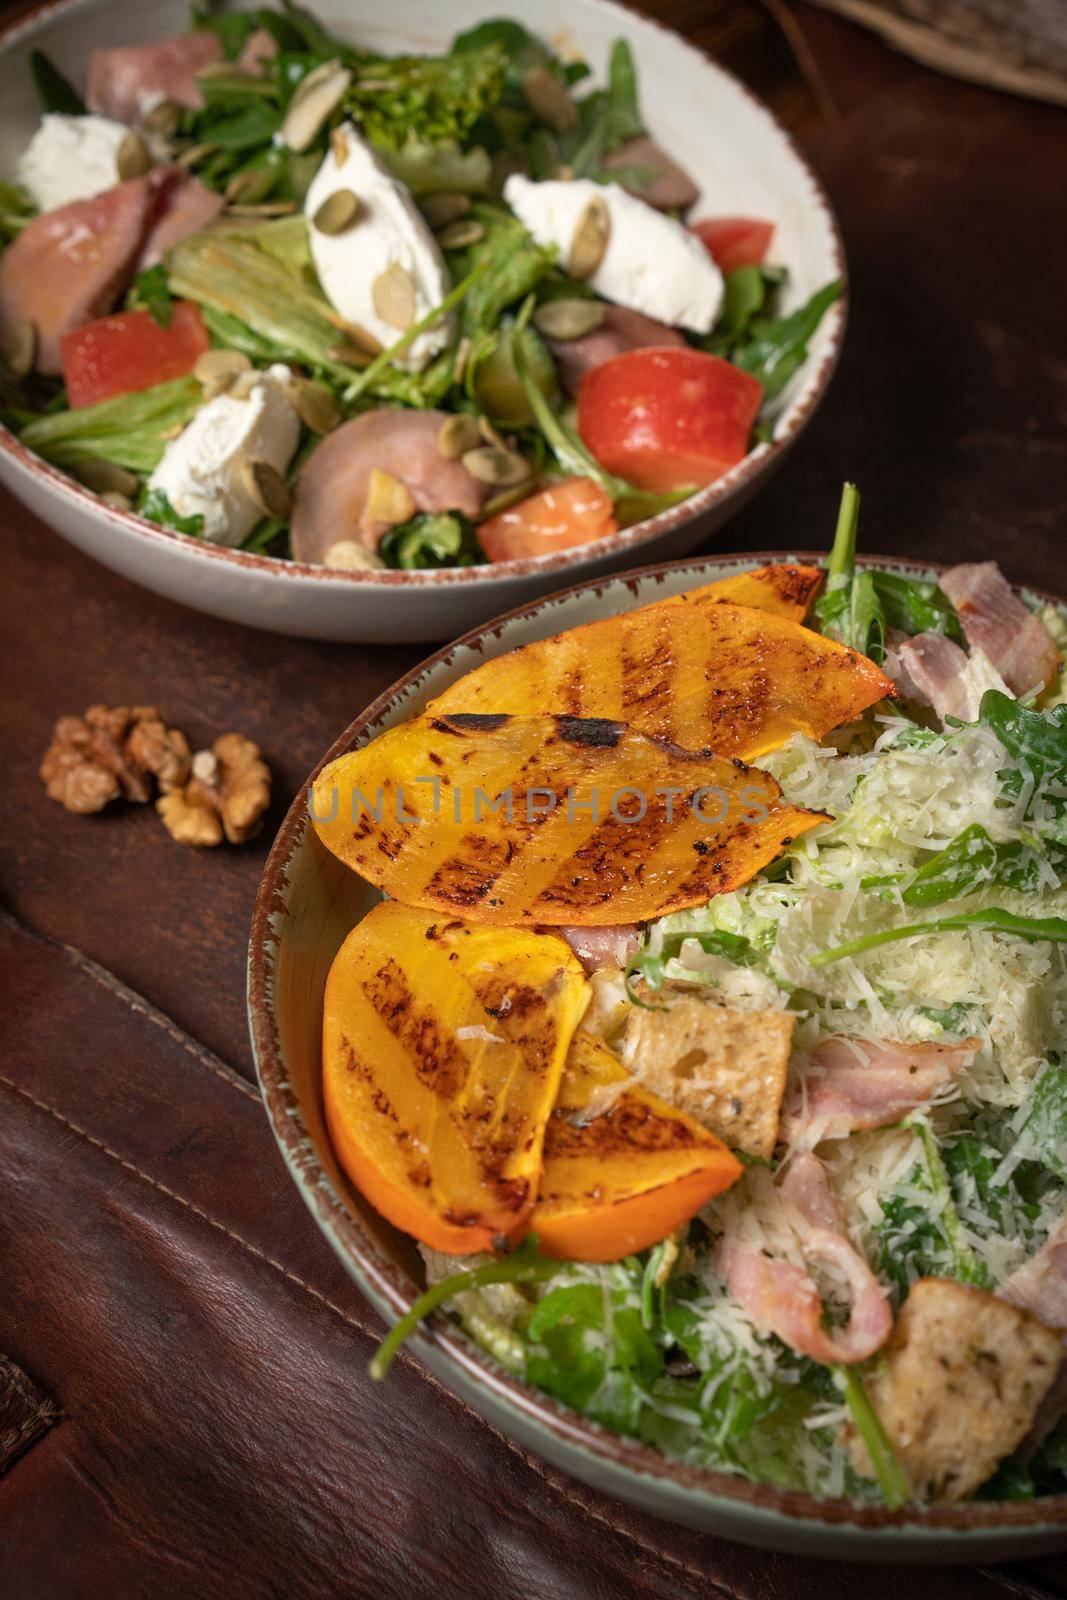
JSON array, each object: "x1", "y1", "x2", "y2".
[
  {"x1": 41, "y1": 705, "x2": 190, "y2": 814},
  {"x1": 157, "y1": 733, "x2": 271, "y2": 848}
]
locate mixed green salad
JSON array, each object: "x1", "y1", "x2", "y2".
[
  {"x1": 0, "y1": 1, "x2": 839, "y2": 570},
  {"x1": 374, "y1": 493, "x2": 1067, "y2": 1508}
]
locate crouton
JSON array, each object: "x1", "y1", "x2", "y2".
[
  {"x1": 620, "y1": 992, "x2": 793, "y2": 1159},
  {"x1": 844, "y1": 1277, "x2": 1064, "y2": 1502}
]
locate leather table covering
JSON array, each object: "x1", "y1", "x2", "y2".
[{"x1": 2, "y1": 3, "x2": 1066, "y2": 1595}]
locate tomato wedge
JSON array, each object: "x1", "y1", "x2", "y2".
[
  {"x1": 477, "y1": 476, "x2": 617, "y2": 562},
  {"x1": 578, "y1": 347, "x2": 763, "y2": 493},
  {"x1": 61, "y1": 302, "x2": 209, "y2": 409},
  {"x1": 692, "y1": 216, "x2": 775, "y2": 274}
]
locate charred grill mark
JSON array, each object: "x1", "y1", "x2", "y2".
[
  {"x1": 432, "y1": 713, "x2": 510, "y2": 734},
  {"x1": 424, "y1": 843, "x2": 506, "y2": 906},
  {"x1": 544, "y1": 1096, "x2": 703, "y2": 1159},
  {"x1": 363, "y1": 958, "x2": 467, "y2": 1098},
  {"x1": 534, "y1": 798, "x2": 674, "y2": 908},
  {"x1": 557, "y1": 662, "x2": 586, "y2": 715},
  {"x1": 554, "y1": 716, "x2": 624, "y2": 748},
  {"x1": 620, "y1": 625, "x2": 676, "y2": 727}
]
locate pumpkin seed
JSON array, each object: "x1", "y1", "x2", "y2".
[
  {"x1": 436, "y1": 217, "x2": 484, "y2": 250},
  {"x1": 116, "y1": 130, "x2": 152, "y2": 182},
  {"x1": 532, "y1": 298, "x2": 605, "y2": 340},
  {"x1": 371, "y1": 263, "x2": 416, "y2": 330},
  {"x1": 241, "y1": 458, "x2": 291, "y2": 519},
  {"x1": 194, "y1": 348, "x2": 252, "y2": 397},
  {"x1": 340, "y1": 320, "x2": 384, "y2": 356},
  {"x1": 290, "y1": 378, "x2": 342, "y2": 434},
  {"x1": 437, "y1": 413, "x2": 482, "y2": 460},
  {"x1": 329, "y1": 126, "x2": 349, "y2": 165},
  {"x1": 175, "y1": 141, "x2": 218, "y2": 169},
  {"x1": 100, "y1": 490, "x2": 134, "y2": 512},
  {"x1": 365, "y1": 467, "x2": 416, "y2": 527},
  {"x1": 323, "y1": 539, "x2": 384, "y2": 571},
  {"x1": 2, "y1": 320, "x2": 35, "y2": 379},
  {"x1": 477, "y1": 414, "x2": 508, "y2": 452},
  {"x1": 229, "y1": 370, "x2": 264, "y2": 400},
  {"x1": 281, "y1": 60, "x2": 352, "y2": 152},
  {"x1": 142, "y1": 99, "x2": 182, "y2": 141},
  {"x1": 74, "y1": 460, "x2": 140, "y2": 496},
  {"x1": 480, "y1": 482, "x2": 532, "y2": 518},
  {"x1": 522, "y1": 66, "x2": 578, "y2": 133},
  {"x1": 228, "y1": 200, "x2": 297, "y2": 217},
  {"x1": 452, "y1": 335, "x2": 471, "y2": 384},
  {"x1": 569, "y1": 196, "x2": 611, "y2": 280},
  {"x1": 421, "y1": 192, "x2": 470, "y2": 230},
  {"x1": 328, "y1": 341, "x2": 374, "y2": 369},
  {"x1": 461, "y1": 446, "x2": 532, "y2": 488},
  {"x1": 312, "y1": 188, "x2": 360, "y2": 235}
]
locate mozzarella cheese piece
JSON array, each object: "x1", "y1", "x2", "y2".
[
  {"x1": 148, "y1": 365, "x2": 300, "y2": 547},
  {"x1": 17, "y1": 113, "x2": 133, "y2": 213},
  {"x1": 504, "y1": 174, "x2": 723, "y2": 333},
  {"x1": 305, "y1": 124, "x2": 452, "y2": 374}
]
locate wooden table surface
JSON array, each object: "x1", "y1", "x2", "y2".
[{"x1": 2, "y1": 4, "x2": 1066, "y2": 1596}]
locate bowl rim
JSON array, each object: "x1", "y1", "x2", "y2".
[
  {"x1": 248, "y1": 547, "x2": 1067, "y2": 1539},
  {"x1": 0, "y1": 0, "x2": 847, "y2": 590}
]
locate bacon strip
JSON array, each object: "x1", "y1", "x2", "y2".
[
  {"x1": 1001, "y1": 1217, "x2": 1067, "y2": 1333},
  {"x1": 781, "y1": 1035, "x2": 978, "y2": 1147},
  {"x1": 1001, "y1": 1218, "x2": 1067, "y2": 1451},
  {"x1": 0, "y1": 176, "x2": 159, "y2": 372},
  {"x1": 88, "y1": 32, "x2": 222, "y2": 123},
  {"x1": 560, "y1": 924, "x2": 640, "y2": 973},
  {"x1": 896, "y1": 632, "x2": 976, "y2": 721},
  {"x1": 722, "y1": 1152, "x2": 892, "y2": 1365},
  {"x1": 940, "y1": 561, "x2": 1060, "y2": 698}
]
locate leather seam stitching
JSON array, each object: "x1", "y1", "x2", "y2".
[
  {"x1": 0, "y1": 1071, "x2": 745, "y2": 1593},
  {"x1": 58, "y1": 944, "x2": 260, "y2": 1103},
  {"x1": 0, "y1": 1070, "x2": 373, "y2": 1341}
]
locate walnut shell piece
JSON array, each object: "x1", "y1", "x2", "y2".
[
  {"x1": 40, "y1": 704, "x2": 191, "y2": 814},
  {"x1": 156, "y1": 733, "x2": 271, "y2": 847}
]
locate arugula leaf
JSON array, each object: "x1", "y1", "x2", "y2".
[
  {"x1": 835, "y1": 1367, "x2": 909, "y2": 1510},
  {"x1": 1016, "y1": 1062, "x2": 1067, "y2": 1180},
  {"x1": 625, "y1": 928, "x2": 762, "y2": 1005},
  {"x1": 379, "y1": 512, "x2": 484, "y2": 571},
  {"x1": 20, "y1": 377, "x2": 201, "y2": 474},
  {"x1": 812, "y1": 906, "x2": 1067, "y2": 968},
  {"x1": 452, "y1": 18, "x2": 552, "y2": 86},
  {"x1": 899, "y1": 823, "x2": 1062, "y2": 906},
  {"x1": 876, "y1": 1120, "x2": 990, "y2": 1293},
  {"x1": 29, "y1": 48, "x2": 86, "y2": 115},
  {"x1": 870, "y1": 570, "x2": 963, "y2": 643},
  {"x1": 140, "y1": 486, "x2": 205, "y2": 537},
  {"x1": 812, "y1": 482, "x2": 886, "y2": 662},
  {"x1": 729, "y1": 279, "x2": 842, "y2": 404},
  {"x1": 978, "y1": 690, "x2": 1067, "y2": 831},
  {"x1": 128, "y1": 265, "x2": 174, "y2": 329},
  {"x1": 369, "y1": 1234, "x2": 556, "y2": 1379},
  {"x1": 461, "y1": 211, "x2": 556, "y2": 337}
]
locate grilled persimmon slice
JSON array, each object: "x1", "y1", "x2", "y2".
[
  {"x1": 427, "y1": 589, "x2": 894, "y2": 761},
  {"x1": 531, "y1": 1031, "x2": 743, "y2": 1261},
  {"x1": 311, "y1": 713, "x2": 826, "y2": 926},
  {"x1": 323, "y1": 902, "x2": 589, "y2": 1254}
]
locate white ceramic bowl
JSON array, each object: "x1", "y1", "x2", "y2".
[{"x1": 0, "y1": 0, "x2": 845, "y2": 641}]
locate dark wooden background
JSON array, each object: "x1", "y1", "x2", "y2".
[{"x1": 2, "y1": 3, "x2": 1066, "y2": 1595}]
